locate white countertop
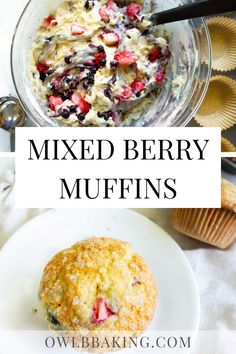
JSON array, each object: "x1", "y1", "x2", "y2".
[{"x1": 0, "y1": 0, "x2": 29, "y2": 98}]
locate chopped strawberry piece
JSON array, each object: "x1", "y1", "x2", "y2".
[
  {"x1": 155, "y1": 71, "x2": 166, "y2": 84},
  {"x1": 106, "y1": 0, "x2": 116, "y2": 10},
  {"x1": 131, "y1": 80, "x2": 145, "y2": 93},
  {"x1": 99, "y1": 8, "x2": 110, "y2": 23},
  {"x1": 43, "y1": 16, "x2": 56, "y2": 27},
  {"x1": 78, "y1": 97, "x2": 91, "y2": 114},
  {"x1": 71, "y1": 24, "x2": 87, "y2": 35},
  {"x1": 92, "y1": 298, "x2": 116, "y2": 324},
  {"x1": 86, "y1": 60, "x2": 95, "y2": 66},
  {"x1": 48, "y1": 96, "x2": 63, "y2": 111},
  {"x1": 36, "y1": 63, "x2": 48, "y2": 73},
  {"x1": 114, "y1": 51, "x2": 138, "y2": 66},
  {"x1": 72, "y1": 93, "x2": 91, "y2": 114},
  {"x1": 99, "y1": 1, "x2": 116, "y2": 22},
  {"x1": 97, "y1": 299, "x2": 108, "y2": 322},
  {"x1": 94, "y1": 52, "x2": 106, "y2": 67},
  {"x1": 126, "y1": 3, "x2": 141, "y2": 20},
  {"x1": 120, "y1": 87, "x2": 133, "y2": 100},
  {"x1": 102, "y1": 32, "x2": 120, "y2": 46},
  {"x1": 148, "y1": 47, "x2": 161, "y2": 62}
]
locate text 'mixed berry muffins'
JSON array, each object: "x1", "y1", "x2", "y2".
[
  {"x1": 30, "y1": 0, "x2": 171, "y2": 127},
  {"x1": 39, "y1": 237, "x2": 158, "y2": 335}
]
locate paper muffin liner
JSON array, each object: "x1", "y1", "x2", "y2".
[
  {"x1": 206, "y1": 17, "x2": 236, "y2": 72},
  {"x1": 172, "y1": 208, "x2": 236, "y2": 249},
  {"x1": 195, "y1": 76, "x2": 236, "y2": 130},
  {"x1": 221, "y1": 137, "x2": 236, "y2": 152}
]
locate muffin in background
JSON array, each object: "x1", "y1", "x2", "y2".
[
  {"x1": 39, "y1": 237, "x2": 157, "y2": 336},
  {"x1": 172, "y1": 180, "x2": 236, "y2": 249}
]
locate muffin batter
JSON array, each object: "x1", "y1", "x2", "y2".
[{"x1": 30, "y1": 0, "x2": 171, "y2": 126}]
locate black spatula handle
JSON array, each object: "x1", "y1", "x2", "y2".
[{"x1": 151, "y1": 0, "x2": 236, "y2": 25}]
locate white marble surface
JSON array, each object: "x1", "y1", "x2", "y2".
[
  {"x1": 134, "y1": 210, "x2": 236, "y2": 331},
  {"x1": 0, "y1": 129, "x2": 10, "y2": 152}
]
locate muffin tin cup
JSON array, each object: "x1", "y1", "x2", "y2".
[
  {"x1": 221, "y1": 137, "x2": 236, "y2": 153},
  {"x1": 206, "y1": 17, "x2": 236, "y2": 72},
  {"x1": 194, "y1": 75, "x2": 236, "y2": 130},
  {"x1": 172, "y1": 208, "x2": 236, "y2": 249}
]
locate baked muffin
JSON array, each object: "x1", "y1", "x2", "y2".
[
  {"x1": 39, "y1": 237, "x2": 157, "y2": 335},
  {"x1": 172, "y1": 179, "x2": 236, "y2": 249}
]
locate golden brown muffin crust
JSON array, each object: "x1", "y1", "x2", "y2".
[
  {"x1": 221, "y1": 179, "x2": 236, "y2": 213},
  {"x1": 39, "y1": 237, "x2": 157, "y2": 334}
]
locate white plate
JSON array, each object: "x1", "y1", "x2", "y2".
[{"x1": 0, "y1": 208, "x2": 200, "y2": 333}]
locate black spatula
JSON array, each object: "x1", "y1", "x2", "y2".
[{"x1": 151, "y1": 0, "x2": 236, "y2": 25}]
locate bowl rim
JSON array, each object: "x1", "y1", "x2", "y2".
[
  {"x1": 10, "y1": 0, "x2": 212, "y2": 127},
  {"x1": 179, "y1": 18, "x2": 212, "y2": 127}
]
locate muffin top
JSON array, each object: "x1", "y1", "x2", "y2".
[
  {"x1": 221, "y1": 179, "x2": 236, "y2": 213},
  {"x1": 39, "y1": 237, "x2": 157, "y2": 333}
]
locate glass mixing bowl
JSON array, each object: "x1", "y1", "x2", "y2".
[{"x1": 11, "y1": 0, "x2": 211, "y2": 127}]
